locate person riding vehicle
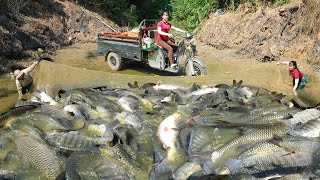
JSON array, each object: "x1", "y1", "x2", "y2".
[{"x1": 157, "y1": 11, "x2": 187, "y2": 69}]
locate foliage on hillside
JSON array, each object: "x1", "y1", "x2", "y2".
[
  {"x1": 77, "y1": 0, "x2": 171, "y2": 26},
  {"x1": 169, "y1": 0, "x2": 294, "y2": 31}
]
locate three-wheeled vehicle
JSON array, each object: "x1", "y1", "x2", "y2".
[{"x1": 97, "y1": 19, "x2": 207, "y2": 76}]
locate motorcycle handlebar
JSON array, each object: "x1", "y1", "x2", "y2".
[{"x1": 172, "y1": 32, "x2": 193, "y2": 39}]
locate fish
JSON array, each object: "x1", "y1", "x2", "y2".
[
  {"x1": 157, "y1": 113, "x2": 181, "y2": 149},
  {"x1": 225, "y1": 150, "x2": 312, "y2": 177},
  {"x1": 267, "y1": 135, "x2": 320, "y2": 154},
  {"x1": 41, "y1": 104, "x2": 73, "y2": 120},
  {"x1": 14, "y1": 131, "x2": 62, "y2": 180},
  {"x1": 211, "y1": 126, "x2": 288, "y2": 163},
  {"x1": 66, "y1": 152, "x2": 82, "y2": 180},
  {"x1": 248, "y1": 105, "x2": 294, "y2": 115},
  {"x1": 0, "y1": 105, "x2": 37, "y2": 128},
  {"x1": 63, "y1": 104, "x2": 88, "y2": 120},
  {"x1": 282, "y1": 108, "x2": 320, "y2": 127},
  {"x1": 188, "y1": 127, "x2": 219, "y2": 155},
  {"x1": 174, "y1": 87, "x2": 219, "y2": 105},
  {"x1": 153, "y1": 83, "x2": 190, "y2": 91},
  {"x1": 36, "y1": 90, "x2": 57, "y2": 105},
  {"x1": 95, "y1": 159, "x2": 130, "y2": 180},
  {"x1": 288, "y1": 118, "x2": 320, "y2": 137},
  {"x1": 172, "y1": 162, "x2": 202, "y2": 180},
  {"x1": 45, "y1": 130, "x2": 112, "y2": 151}
]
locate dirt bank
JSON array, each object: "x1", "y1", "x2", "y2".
[
  {"x1": 198, "y1": 0, "x2": 320, "y2": 72},
  {"x1": 0, "y1": 0, "x2": 118, "y2": 74}
]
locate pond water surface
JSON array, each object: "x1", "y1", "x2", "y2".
[{"x1": 1, "y1": 43, "x2": 319, "y2": 114}]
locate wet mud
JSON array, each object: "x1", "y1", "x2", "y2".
[{"x1": 0, "y1": 43, "x2": 319, "y2": 114}]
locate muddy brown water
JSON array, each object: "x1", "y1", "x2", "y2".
[{"x1": 1, "y1": 43, "x2": 319, "y2": 114}]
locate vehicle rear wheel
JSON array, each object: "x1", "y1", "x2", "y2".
[
  {"x1": 185, "y1": 61, "x2": 207, "y2": 76},
  {"x1": 106, "y1": 52, "x2": 122, "y2": 71}
]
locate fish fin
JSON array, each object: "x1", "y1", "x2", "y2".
[
  {"x1": 171, "y1": 128, "x2": 179, "y2": 131},
  {"x1": 173, "y1": 92, "x2": 187, "y2": 105},
  {"x1": 232, "y1": 80, "x2": 237, "y2": 86},
  {"x1": 272, "y1": 134, "x2": 283, "y2": 140},
  {"x1": 189, "y1": 83, "x2": 198, "y2": 92},
  {"x1": 141, "y1": 83, "x2": 156, "y2": 89},
  {"x1": 237, "y1": 80, "x2": 243, "y2": 86},
  {"x1": 266, "y1": 139, "x2": 281, "y2": 147},
  {"x1": 134, "y1": 81, "x2": 139, "y2": 88},
  {"x1": 272, "y1": 93, "x2": 286, "y2": 103},
  {"x1": 128, "y1": 83, "x2": 134, "y2": 88},
  {"x1": 64, "y1": 95, "x2": 72, "y2": 106}
]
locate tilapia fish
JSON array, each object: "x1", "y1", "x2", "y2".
[
  {"x1": 282, "y1": 108, "x2": 320, "y2": 127},
  {"x1": 45, "y1": 130, "x2": 113, "y2": 151},
  {"x1": 288, "y1": 118, "x2": 320, "y2": 138}
]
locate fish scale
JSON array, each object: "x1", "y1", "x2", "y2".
[
  {"x1": 244, "y1": 110, "x2": 300, "y2": 125},
  {"x1": 95, "y1": 160, "x2": 130, "y2": 180},
  {"x1": 227, "y1": 150, "x2": 312, "y2": 176},
  {"x1": 188, "y1": 127, "x2": 218, "y2": 155},
  {"x1": 239, "y1": 142, "x2": 284, "y2": 158},
  {"x1": 46, "y1": 131, "x2": 110, "y2": 151},
  {"x1": 241, "y1": 109, "x2": 299, "y2": 123},
  {"x1": 211, "y1": 126, "x2": 287, "y2": 163},
  {"x1": 249, "y1": 105, "x2": 292, "y2": 115},
  {"x1": 66, "y1": 152, "x2": 82, "y2": 180},
  {"x1": 289, "y1": 118, "x2": 320, "y2": 137},
  {"x1": 275, "y1": 135, "x2": 320, "y2": 153},
  {"x1": 283, "y1": 108, "x2": 320, "y2": 126},
  {"x1": 15, "y1": 134, "x2": 61, "y2": 180}
]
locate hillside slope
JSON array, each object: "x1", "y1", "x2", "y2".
[
  {"x1": 0, "y1": 0, "x2": 118, "y2": 73},
  {"x1": 198, "y1": 0, "x2": 320, "y2": 72}
]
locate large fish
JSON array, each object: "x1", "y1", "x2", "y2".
[
  {"x1": 0, "y1": 105, "x2": 37, "y2": 128},
  {"x1": 14, "y1": 131, "x2": 62, "y2": 180},
  {"x1": 288, "y1": 118, "x2": 320, "y2": 138},
  {"x1": 153, "y1": 83, "x2": 190, "y2": 91},
  {"x1": 267, "y1": 135, "x2": 320, "y2": 154},
  {"x1": 12, "y1": 112, "x2": 66, "y2": 134},
  {"x1": 225, "y1": 150, "x2": 313, "y2": 178},
  {"x1": 157, "y1": 113, "x2": 181, "y2": 149},
  {"x1": 282, "y1": 108, "x2": 320, "y2": 127},
  {"x1": 95, "y1": 160, "x2": 130, "y2": 180},
  {"x1": 172, "y1": 162, "x2": 202, "y2": 180},
  {"x1": 211, "y1": 126, "x2": 287, "y2": 163},
  {"x1": 45, "y1": 130, "x2": 112, "y2": 151}
]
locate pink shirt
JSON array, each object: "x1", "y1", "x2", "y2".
[{"x1": 157, "y1": 20, "x2": 171, "y2": 41}]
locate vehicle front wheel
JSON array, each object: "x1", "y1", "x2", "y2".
[
  {"x1": 106, "y1": 52, "x2": 122, "y2": 71},
  {"x1": 185, "y1": 61, "x2": 207, "y2": 76}
]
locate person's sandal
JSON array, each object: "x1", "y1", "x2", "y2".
[{"x1": 170, "y1": 64, "x2": 177, "y2": 69}]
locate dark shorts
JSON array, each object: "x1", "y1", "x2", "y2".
[
  {"x1": 293, "y1": 76, "x2": 308, "y2": 90},
  {"x1": 22, "y1": 83, "x2": 32, "y2": 94}
]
